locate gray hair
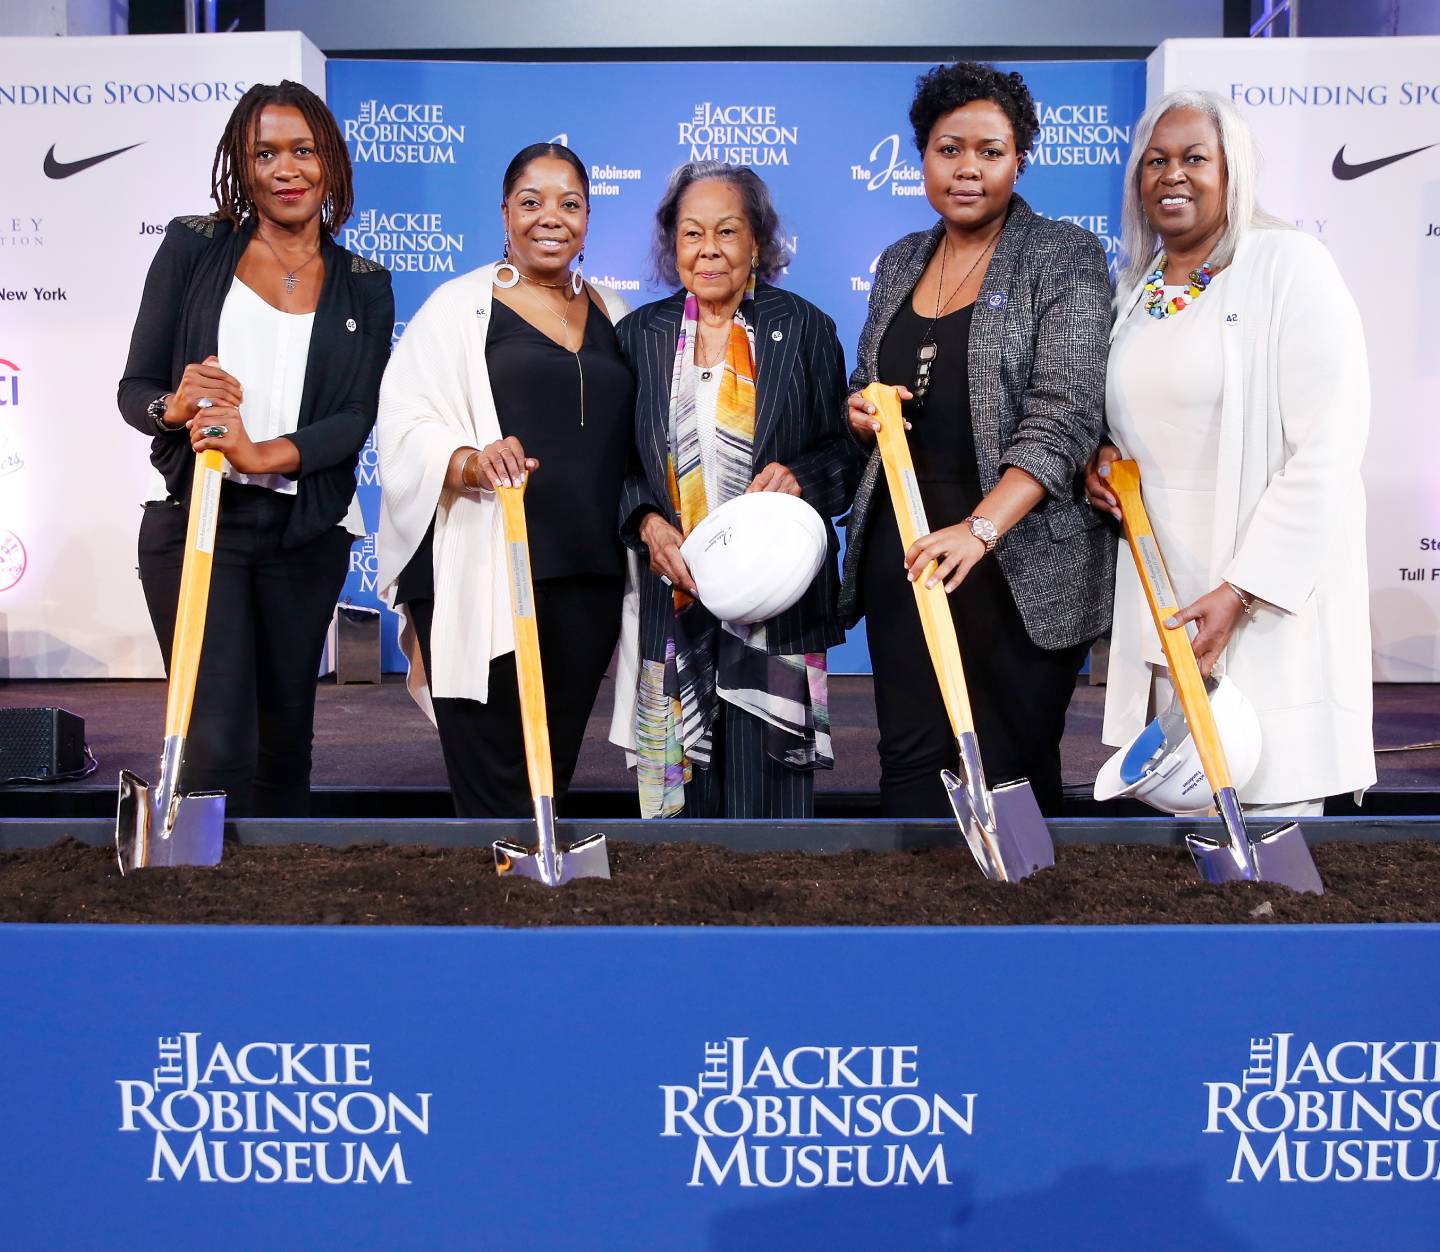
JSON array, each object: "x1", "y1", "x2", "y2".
[
  {"x1": 1117, "y1": 88, "x2": 1291, "y2": 293},
  {"x1": 649, "y1": 161, "x2": 790, "y2": 289}
]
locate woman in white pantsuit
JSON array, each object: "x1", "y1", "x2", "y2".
[{"x1": 1086, "y1": 89, "x2": 1375, "y2": 814}]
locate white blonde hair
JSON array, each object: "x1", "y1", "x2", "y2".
[{"x1": 1118, "y1": 88, "x2": 1290, "y2": 292}]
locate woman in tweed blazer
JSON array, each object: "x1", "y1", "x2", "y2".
[{"x1": 841, "y1": 62, "x2": 1115, "y2": 816}]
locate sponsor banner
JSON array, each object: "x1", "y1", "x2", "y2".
[
  {"x1": 329, "y1": 58, "x2": 1145, "y2": 672},
  {"x1": 1149, "y1": 36, "x2": 1440, "y2": 680},
  {"x1": 0, "y1": 33, "x2": 325, "y2": 677},
  {"x1": 2, "y1": 923, "x2": 1439, "y2": 1245}
]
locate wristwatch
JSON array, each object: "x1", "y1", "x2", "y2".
[
  {"x1": 963, "y1": 514, "x2": 1000, "y2": 554},
  {"x1": 146, "y1": 393, "x2": 176, "y2": 434}
]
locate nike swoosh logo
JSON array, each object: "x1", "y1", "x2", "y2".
[
  {"x1": 43, "y1": 142, "x2": 144, "y2": 179},
  {"x1": 1332, "y1": 142, "x2": 1437, "y2": 180}
]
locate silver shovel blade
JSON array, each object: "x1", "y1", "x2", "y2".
[
  {"x1": 990, "y1": 779, "x2": 1056, "y2": 881},
  {"x1": 494, "y1": 833, "x2": 611, "y2": 887},
  {"x1": 1186, "y1": 789, "x2": 1323, "y2": 895},
  {"x1": 941, "y1": 769, "x2": 1054, "y2": 883},
  {"x1": 1188, "y1": 827, "x2": 1322, "y2": 894},
  {"x1": 115, "y1": 770, "x2": 225, "y2": 875}
]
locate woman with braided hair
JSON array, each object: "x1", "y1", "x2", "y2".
[{"x1": 117, "y1": 80, "x2": 393, "y2": 815}]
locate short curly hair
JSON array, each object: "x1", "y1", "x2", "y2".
[
  {"x1": 909, "y1": 62, "x2": 1039, "y2": 173},
  {"x1": 649, "y1": 162, "x2": 789, "y2": 289}
]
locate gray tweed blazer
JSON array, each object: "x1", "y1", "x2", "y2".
[{"x1": 838, "y1": 195, "x2": 1116, "y2": 650}]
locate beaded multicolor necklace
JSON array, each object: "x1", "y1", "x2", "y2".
[{"x1": 1143, "y1": 254, "x2": 1212, "y2": 319}]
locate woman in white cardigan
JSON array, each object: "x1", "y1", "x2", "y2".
[
  {"x1": 1086, "y1": 89, "x2": 1375, "y2": 814},
  {"x1": 376, "y1": 143, "x2": 632, "y2": 816}
]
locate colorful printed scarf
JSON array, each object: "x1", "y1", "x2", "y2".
[{"x1": 636, "y1": 279, "x2": 832, "y2": 818}]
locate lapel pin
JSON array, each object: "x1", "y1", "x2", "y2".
[
  {"x1": 771, "y1": 329, "x2": 783, "y2": 341},
  {"x1": 346, "y1": 318, "x2": 357, "y2": 332},
  {"x1": 986, "y1": 292, "x2": 1007, "y2": 310}
]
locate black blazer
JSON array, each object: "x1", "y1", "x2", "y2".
[
  {"x1": 117, "y1": 214, "x2": 394, "y2": 548},
  {"x1": 616, "y1": 282, "x2": 860, "y2": 658}
]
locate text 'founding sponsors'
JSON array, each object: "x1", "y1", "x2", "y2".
[
  {"x1": 344, "y1": 100, "x2": 465, "y2": 165},
  {"x1": 1027, "y1": 102, "x2": 1131, "y2": 168},
  {"x1": 341, "y1": 209, "x2": 463, "y2": 274},
  {"x1": 661, "y1": 1037, "x2": 975, "y2": 1188},
  {"x1": 0, "y1": 80, "x2": 248, "y2": 107},
  {"x1": 679, "y1": 103, "x2": 797, "y2": 167},
  {"x1": 117, "y1": 1033, "x2": 431, "y2": 1184},
  {"x1": 1206, "y1": 1032, "x2": 1440, "y2": 1182}
]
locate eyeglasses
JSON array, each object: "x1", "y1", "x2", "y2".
[{"x1": 912, "y1": 339, "x2": 937, "y2": 409}]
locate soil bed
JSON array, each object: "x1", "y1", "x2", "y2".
[{"x1": 2, "y1": 838, "x2": 1439, "y2": 926}]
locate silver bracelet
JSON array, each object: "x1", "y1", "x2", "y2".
[{"x1": 1226, "y1": 581, "x2": 1258, "y2": 616}]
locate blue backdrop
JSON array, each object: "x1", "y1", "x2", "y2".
[
  {"x1": 4, "y1": 922, "x2": 1439, "y2": 1248},
  {"x1": 326, "y1": 58, "x2": 1146, "y2": 672}
]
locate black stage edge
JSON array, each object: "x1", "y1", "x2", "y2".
[{"x1": 3, "y1": 815, "x2": 1438, "y2": 854}]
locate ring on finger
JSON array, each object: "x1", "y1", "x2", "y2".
[
  {"x1": 200, "y1": 424, "x2": 227, "y2": 439},
  {"x1": 196, "y1": 396, "x2": 214, "y2": 410}
]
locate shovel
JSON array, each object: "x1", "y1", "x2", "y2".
[
  {"x1": 115, "y1": 449, "x2": 226, "y2": 873},
  {"x1": 863, "y1": 383, "x2": 1054, "y2": 882},
  {"x1": 491, "y1": 479, "x2": 610, "y2": 887},
  {"x1": 1104, "y1": 458, "x2": 1323, "y2": 894}
]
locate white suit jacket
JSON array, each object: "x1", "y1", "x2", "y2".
[
  {"x1": 375, "y1": 263, "x2": 634, "y2": 724},
  {"x1": 1103, "y1": 228, "x2": 1375, "y2": 802}
]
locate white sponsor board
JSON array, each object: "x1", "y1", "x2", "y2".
[
  {"x1": 0, "y1": 33, "x2": 324, "y2": 677},
  {"x1": 1149, "y1": 37, "x2": 1440, "y2": 680}
]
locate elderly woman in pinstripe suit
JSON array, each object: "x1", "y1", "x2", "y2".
[
  {"x1": 842, "y1": 62, "x2": 1115, "y2": 817},
  {"x1": 616, "y1": 163, "x2": 859, "y2": 820}
]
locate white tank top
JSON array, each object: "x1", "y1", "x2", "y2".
[{"x1": 216, "y1": 278, "x2": 364, "y2": 537}]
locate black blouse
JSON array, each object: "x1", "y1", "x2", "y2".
[
  {"x1": 876, "y1": 300, "x2": 979, "y2": 483},
  {"x1": 397, "y1": 296, "x2": 634, "y2": 602}
]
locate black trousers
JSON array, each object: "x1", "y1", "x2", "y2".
[
  {"x1": 137, "y1": 484, "x2": 352, "y2": 817},
  {"x1": 861, "y1": 482, "x2": 1089, "y2": 818},
  {"x1": 408, "y1": 576, "x2": 623, "y2": 818}
]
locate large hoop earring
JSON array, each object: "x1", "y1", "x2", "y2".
[
  {"x1": 494, "y1": 262, "x2": 519, "y2": 289},
  {"x1": 570, "y1": 249, "x2": 585, "y2": 297}
]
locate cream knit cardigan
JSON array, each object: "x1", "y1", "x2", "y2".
[
  {"x1": 1103, "y1": 229, "x2": 1375, "y2": 803},
  {"x1": 375, "y1": 262, "x2": 635, "y2": 731}
]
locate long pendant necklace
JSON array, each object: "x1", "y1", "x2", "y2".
[
  {"x1": 256, "y1": 231, "x2": 321, "y2": 296},
  {"x1": 912, "y1": 228, "x2": 1001, "y2": 408},
  {"x1": 519, "y1": 273, "x2": 586, "y2": 426}
]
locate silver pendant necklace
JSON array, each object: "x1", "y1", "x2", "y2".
[{"x1": 256, "y1": 231, "x2": 321, "y2": 296}]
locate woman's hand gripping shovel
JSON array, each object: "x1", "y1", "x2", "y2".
[
  {"x1": 491, "y1": 479, "x2": 610, "y2": 887},
  {"x1": 1103, "y1": 459, "x2": 1323, "y2": 894},
  {"x1": 115, "y1": 449, "x2": 226, "y2": 873},
  {"x1": 864, "y1": 383, "x2": 1054, "y2": 882}
]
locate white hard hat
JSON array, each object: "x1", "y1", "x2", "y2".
[
  {"x1": 679, "y1": 492, "x2": 827, "y2": 625},
  {"x1": 1094, "y1": 675, "x2": 1262, "y2": 815}
]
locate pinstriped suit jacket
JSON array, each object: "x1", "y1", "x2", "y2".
[
  {"x1": 616, "y1": 282, "x2": 861, "y2": 660},
  {"x1": 838, "y1": 196, "x2": 1116, "y2": 650}
]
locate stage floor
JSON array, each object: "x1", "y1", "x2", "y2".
[{"x1": 2, "y1": 676, "x2": 1436, "y2": 817}]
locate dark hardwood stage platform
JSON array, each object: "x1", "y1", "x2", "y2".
[{"x1": 2, "y1": 677, "x2": 1436, "y2": 818}]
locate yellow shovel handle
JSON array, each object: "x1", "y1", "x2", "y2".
[
  {"x1": 163, "y1": 449, "x2": 225, "y2": 741},
  {"x1": 497, "y1": 482, "x2": 555, "y2": 801},
  {"x1": 1105, "y1": 458, "x2": 1233, "y2": 791},
  {"x1": 863, "y1": 382, "x2": 976, "y2": 739}
]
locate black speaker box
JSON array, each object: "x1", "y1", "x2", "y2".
[{"x1": 0, "y1": 707, "x2": 87, "y2": 782}]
